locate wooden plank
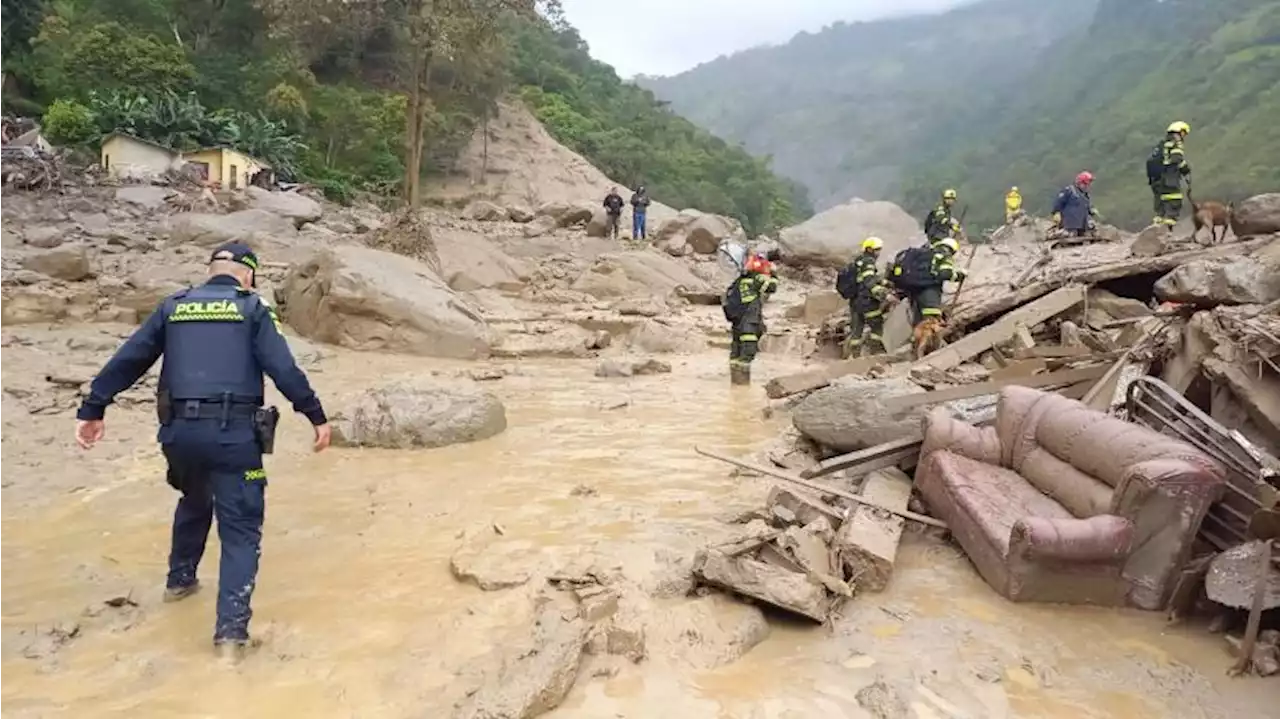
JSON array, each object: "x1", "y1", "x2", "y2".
[
  {"x1": 695, "y1": 446, "x2": 947, "y2": 529},
  {"x1": 950, "y1": 236, "x2": 1275, "y2": 334},
  {"x1": 884, "y1": 365, "x2": 1108, "y2": 411},
  {"x1": 835, "y1": 468, "x2": 913, "y2": 592},
  {"x1": 1081, "y1": 320, "x2": 1166, "y2": 408},
  {"x1": 917, "y1": 285, "x2": 1085, "y2": 371},
  {"x1": 990, "y1": 358, "x2": 1047, "y2": 381},
  {"x1": 765, "y1": 486, "x2": 844, "y2": 526},
  {"x1": 1015, "y1": 345, "x2": 1091, "y2": 359},
  {"x1": 801, "y1": 436, "x2": 922, "y2": 479},
  {"x1": 1012, "y1": 323, "x2": 1036, "y2": 352},
  {"x1": 764, "y1": 355, "x2": 885, "y2": 399}
]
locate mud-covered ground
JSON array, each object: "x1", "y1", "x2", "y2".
[{"x1": 3, "y1": 324, "x2": 1277, "y2": 718}]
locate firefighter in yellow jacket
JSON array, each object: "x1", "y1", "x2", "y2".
[
  {"x1": 1005, "y1": 186, "x2": 1023, "y2": 224},
  {"x1": 724, "y1": 252, "x2": 779, "y2": 385}
]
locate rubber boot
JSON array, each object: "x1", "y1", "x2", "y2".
[{"x1": 729, "y1": 362, "x2": 751, "y2": 386}]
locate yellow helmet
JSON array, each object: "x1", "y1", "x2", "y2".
[
  {"x1": 861, "y1": 237, "x2": 884, "y2": 252},
  {"x1": 940, "y1": 237, "x2": 960, "y2": 254},
  {"x1": 942, "y1": 189, "x2": 958, "y2": 200},
  {"x1": 1167, "y1": 121, "x2": 1191, "y2": 136}
]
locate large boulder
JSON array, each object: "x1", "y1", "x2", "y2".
[
  {"x1": 463, "y1": 199, "x2": 508, "y2": 222},
  {"x1": 242, "y1": 187, "x2": 323, "y2": 228},
  {"x1": 331, "y1": 378, "x2": 506, "y2": 449},
  {"x1": 1230, "y1": 193, "x2": 1280, "y2": 238},
  {"x1": 164, "y1": 209, "x2": 297, "y2": 248},
  {"x1": 585, "y1": 207, "x2": 611, "y2": 238},
  {"x1": 433, "y1": 228, "x2": 532, "y2": 292},
  {"x1": 792, "y1": 378, "x2": 927, "y2": 452},
  {"x1": 536, "y1": 201, "x2": 595, "y2": 228},
  {"x1": 522, "y1": 214, "x2": 559, "y2": 238},
  {"x1": 653, "y1": 209, "x2": 739, "y2": 255},
  {"x1": 20, "y1": 225, "x2": 66, "y2": 248},
  {"x1": 506, "y1": 204, "x2": 534, "y2": 223},
  {"x1": 779, "y1": 199, "x2": 920, "y2": 268},
  {"x1": 23, "y1": 245, "x2": 92, "y2": 281},
  {"x1": 279, "y1": 244, "x2": 491, "y2": 359},
  {"x1": 1154, "y1": 258, "x2": 1280, "y2": 307},
  {"x1": 570, "y1": 251, "x2": 712, "y2": 300}
]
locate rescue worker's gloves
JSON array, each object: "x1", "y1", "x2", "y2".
[
  {"x1": 1052, "y1": 211, "x2": 1062, "y2": 226},
  {"x1": 210, "y1": 242, "x2": 261, "y2": 287}
]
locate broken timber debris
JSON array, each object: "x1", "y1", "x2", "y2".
[
  {"x1": 764, "y1": 355, "x2": 887, "y2": 399},
  {"x1": 693, "y1": 549, "x2": 832, "y2": 623},
  {"x1": 802, "y1": 436, "x2": 922, "y2": 479},
  {"x1": 882, "y1": 365, "x2": 1107, "y2": 411},
  {"x1": 834, "y1": 468, "x2": 913, "y2": 592},
  {"x1": 695, "y1": 445, "x2": 947, "y2": 529},
  {"x1": 918, "y1": 284, "x2": 1086, "y2": 371}
]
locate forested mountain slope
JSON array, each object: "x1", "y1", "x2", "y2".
[
  {"x1": 0, "y1": 0, "x2": 806, "y2": 234},
  {"x1": 900, "y1": 0, "x2": 1280, "y2": 229},
  {"x1": 640, "y1": 0, "x2": 1095, "y2": 210}
]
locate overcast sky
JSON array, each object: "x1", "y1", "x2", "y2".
[{"x1": 558, "y1": 0, "x2": 969, "y2": 78}]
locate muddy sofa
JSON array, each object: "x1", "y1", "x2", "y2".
[{"x1": 917, "y1": 386, "x2": 1224, "y2": 609}]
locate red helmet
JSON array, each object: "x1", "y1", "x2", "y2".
[
  {"x1": 1076, "y1": 171, "x2": 1094, "y2": 186},
  {"x1": 744, "y1": 253, "x2": 771, "y2": 275}
]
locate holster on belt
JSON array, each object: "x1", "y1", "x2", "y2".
[{"x1": 254, "y1": 406, "x2": 280, "y2": 454}]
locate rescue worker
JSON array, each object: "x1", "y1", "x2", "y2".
[
  {"x1": 1005, "y1": 186, "x2": 1023, "y2": 224},
  {"x1": 74, "y1": 242, "x2": 330, "y2": 658},
  {"x1": 924, "y1": 189, "x2": 962, "y2": 245},
  {"x1": 843, "y1": 237, "x2": 893, "y2": 357},
  {"x1": 911, "y1": 237, "x2": 965, "y2": 326},
  {"x1": 1052, "y1": 171, "x2": 1099, "y2": 236},
  {"x1": 1151, "y1": 121, "x2": 1192, "y2": 228},
  {"x1": 727, "y1": 251, "x2": 779, "y2": 385}
]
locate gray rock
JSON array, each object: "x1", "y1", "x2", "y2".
[
  {"x1": 165, "y1": 209, "x2": 297, "y2": 248},
  {"x1": 693, "y1": 550, "x2": 830, "y2": 622},
  {"x1": 280, "y1": 245, "x2": 490, "y2": 359},
  {"x1": 453, "y1": 608, "x2": 588, "y2": 719},
  {"x1": 792, "y1": 378, "x2": 927, "y2": 452},
  {"x1": 1231, "y1": 193, "x2": 1280, "y2": 238},
  {"x1": 243, "y1": 187, "x2": 323, "y2": 228},
  {"x1": 536, "y1": 201, "x2": 594, "y2": 228},
  {"x1": 1130, "y1": 224, "x2": 1175, "y2": 257},
  {"x1": 331, "y1": 378, "x2": 506, "y2": 449},
  {"x1": 522, "y1": 215, "x2": 558, "y2": 238},
  {"x1": 115, "y1": 185, "x2": 173, "y2": 210},
  {"x1": 779, "y1": 199, "x2": 921, "y2": 268},
  {"x1": 1154, "y1": 258, "x2": 1280, "y2": 307},
  {"x1": 23, "y1": 245, "x2": 92, "y2": 282},
  {"x1": 507, "y1": 204, "x2": 535, "y2": 223},
  {"x1": 22, "y1": 225, "x2": 65, "y2": 249},
  {"x1": 463, "y1": 199, "x2": 508, "y2": 222},
  {"x1": 5, "y1": 269, "x2": 48, "y2": 286}
]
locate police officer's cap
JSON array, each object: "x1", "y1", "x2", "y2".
[{"x1": 210, "y1": 242, "x2": 260, "y2": 272}]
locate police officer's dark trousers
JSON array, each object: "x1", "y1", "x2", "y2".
[{"x1": 162, "y1": 414, "x2": 265, "y2": 643}]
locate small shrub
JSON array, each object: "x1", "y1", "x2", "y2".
[{"x1": 42, "y1": 98, "x2": 97, "y2": 146}]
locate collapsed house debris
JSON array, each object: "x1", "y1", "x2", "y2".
[{"x1": 701, "y1": 210, "x2": 1280, "y2": 676}]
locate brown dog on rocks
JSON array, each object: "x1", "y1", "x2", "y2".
[{"x1": 1192, "y1": 200, "x2": 1232, "y2": 244}]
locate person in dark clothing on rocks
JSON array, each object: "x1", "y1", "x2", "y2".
[
  {"x1": 1052, "y1": 171, "x2": 1099, "y2": 237},
  {"x1": 907, "y1": 237, "x2": 965, "y2": 326},
  {"x1": 837, "y1": 237, "x2": 896, "y2": 357},
  {"x1": 603, "y1": 186, "x2": 624, "y2": 240},
  {"x1": 924, "y1": 188, "x2": 962, "y2": 245},
  {"x1": 630, "y1": 185, "x2": 651, "y2": 240},
  {"x1": 1149, "y1": 121, "x2": 1192, "y2": 229},
  {"x1": 74, "y1": 242, "x2": 330, "y2": 660},
  {"x1": 725, "y1": 251, "x2": 779, "y2": 385}
]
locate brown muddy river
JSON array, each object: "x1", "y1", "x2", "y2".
[{"x1": 2, "y1": 333, "x2": 1277, "y2": 718}]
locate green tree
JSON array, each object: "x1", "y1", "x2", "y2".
[{"x1": 42, "y1": 98, "x2": 98, "y2": 145}]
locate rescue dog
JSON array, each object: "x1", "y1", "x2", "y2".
[
  {"x1": 1192, "y1": 200, "x2": 1232, "y2": 244},
  {"x1": 912, "y1": 317, "x2": 948, "y2": 360}
]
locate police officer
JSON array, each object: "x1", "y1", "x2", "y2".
[{"x1": 74, "y1": 242, "x2": 330, "y2": 657}]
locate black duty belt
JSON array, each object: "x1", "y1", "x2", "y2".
[{"x1": 171, "y1": 399, "x2": 260, "y2": 420}]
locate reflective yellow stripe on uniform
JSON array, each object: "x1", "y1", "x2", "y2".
[
  {"x1": 864, "y1": 309, "x2": 883, "y2": 319},
  {"x1": 738, "y1": 334, "x2": 758, "y2": 342},
  {"x1": 921, "y1": 307, "x2": 944, "y2": 316},
  {"x1": 244, "y1": 468, "x2": 267, "y2": 481},
  {"x1": 169, "y1": 300, "x2": 246, "y2": 323}
]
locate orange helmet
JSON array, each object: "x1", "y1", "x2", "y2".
[{"x1": 744, "y1": 253, "x2": 771, "y2": 275}]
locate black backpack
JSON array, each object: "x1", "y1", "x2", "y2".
[
  {"x1": 722, "y1": 277, "x2": 747, "y2": 322},
  {"x1": 835, "y1": 264, "x2": 859, "y2": 299},
  {"x1": 889, "y1": 247, "x2": 934, "y2": 292},
  {"x1": 1145, "y1": 143, "x2": 1165, "y2": 186}
]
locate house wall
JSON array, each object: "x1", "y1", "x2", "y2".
[
  {"x1": 183, "y1": 149, "x2": 223, "y2": 187},
  {"x1": 101, "y1": 137, "x2": 179, "y2": 180},
  {"x1": 183, "y1": 149, "x2": 270, "y2": 189}
]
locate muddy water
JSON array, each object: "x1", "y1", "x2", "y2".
[{"x1": 3, "y1": 344, "x2": 1278, "y2": 718}]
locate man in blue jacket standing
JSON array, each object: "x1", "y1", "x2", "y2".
[
  {"x1": 630, "y1": 185, "x2": 651, "y2": 240},
  {"x1": 74, "y1": 242, "x2": 330, "y2": 658},
  {"x1": 1052, "y1": 171, "x2": 1099, "y2": 237}
]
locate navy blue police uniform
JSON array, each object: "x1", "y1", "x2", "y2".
[{"x1": 75, "y1": 242, "x2": 326, "y2": 646}]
